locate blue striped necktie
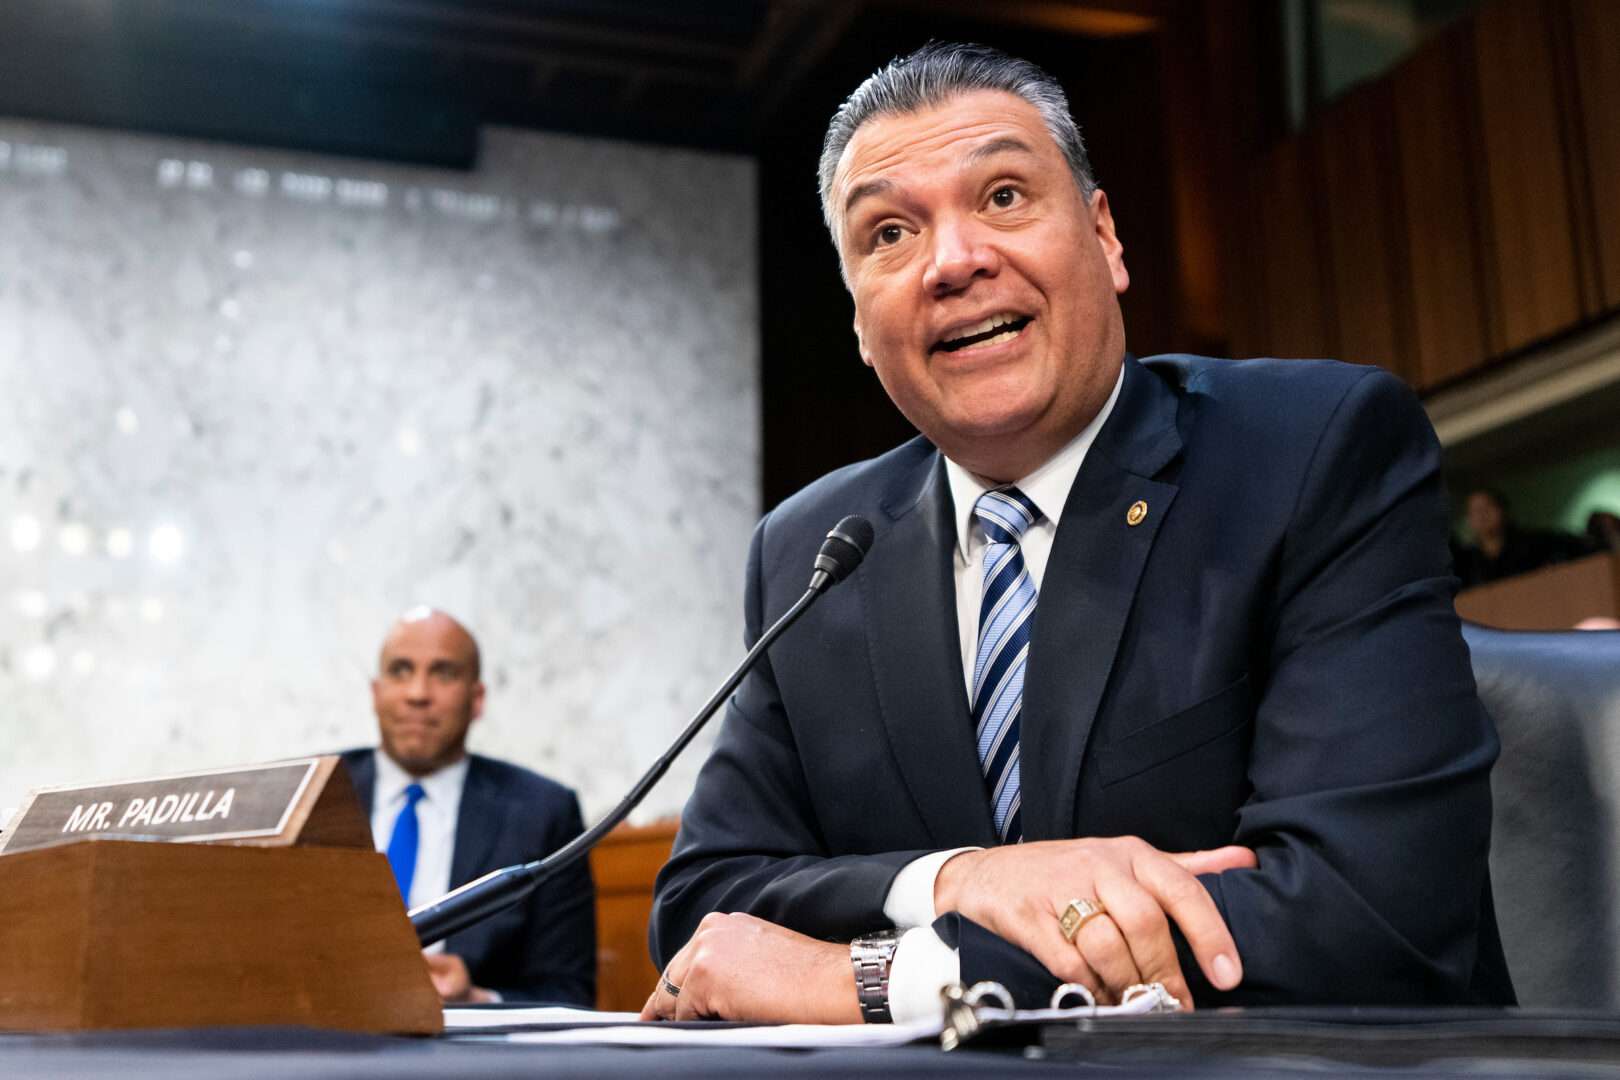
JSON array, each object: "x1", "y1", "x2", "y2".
[
  {"x1": 386, "y1": 782, "x2": 426, "y2": 901},
  {"x1": 971, "y1": 487, "x2": 1042, "y2": 844}
]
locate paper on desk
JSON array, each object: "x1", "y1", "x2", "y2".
[
  {"x1": 506, "y1": 1015, "x2": 943, "y2": 1048},
  {"x1": 443, "y1": 1006, "x2": 641, "y2": 1030},
  {"x1": 468, "y1": 985, "x2": 1172, "y2": 1048}
]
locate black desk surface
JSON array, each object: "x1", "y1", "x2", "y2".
[{"x1": 9, "y1": 1010, "x2": 1620, "y2": 1078}]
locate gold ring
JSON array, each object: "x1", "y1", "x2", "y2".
[
  {"x1": 661, "y1": 972, "x2": 681, "y2": 998},
  {"x1": 1058, "y1": 897, "x2": 1106, "y2": 942}
]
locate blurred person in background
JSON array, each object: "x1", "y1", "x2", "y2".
[
  {"x1": 1453, "y1": 488, "x2": 1593, "y2": 588},
  {"x1": 340, "y1": 607, "x2": 596, "y2": 1005},
  {"x1": 1586, "y1": 510, "x2": 1620, "y2": 555}
]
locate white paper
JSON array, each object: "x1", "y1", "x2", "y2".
[
  {"x1": 443, "y1": 1005, "x2": 641, "y2": 1030},
  {"x1": 505, "y1": 1016, "x2": 943, "y2": 1048}
]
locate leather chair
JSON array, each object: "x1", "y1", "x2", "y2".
[{"x1": 1464, "y1": 623, "x2": 1620, "y2": 1007}]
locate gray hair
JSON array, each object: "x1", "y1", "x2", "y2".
[{"x1": 817, "y1": 42, "x2": 1098, "y2": 248}]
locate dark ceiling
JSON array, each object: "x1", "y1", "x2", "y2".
[{"x1": 0, "y1": 0, "x2": 1170, "y2": 165}]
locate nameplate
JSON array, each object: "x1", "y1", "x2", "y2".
[{"x1": 0, "y1": 759, "x2": 326, "y2": 854}]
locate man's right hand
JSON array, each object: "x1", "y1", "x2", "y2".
[{"x1": 933, "y1": 838, "x2": 1256, "y2": 1008}]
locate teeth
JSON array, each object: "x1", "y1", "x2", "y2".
[{"x1": 942, "y1": 312, "x2": 1018, "y2": 344}]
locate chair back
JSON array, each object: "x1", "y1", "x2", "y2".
[{"x1": 1465, "y1": 623, "x2": 1620, "y2": 1007}]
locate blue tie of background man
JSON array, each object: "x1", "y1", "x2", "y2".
[
  {"x1": 386, "y1": 782, "x2": 427, "y2": 901},
  {"x1": 972, "y1": 487, "x2": 1042, "y2": 845}
]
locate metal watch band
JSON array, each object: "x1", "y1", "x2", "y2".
[{"x1": 850, "y1": 930, "x2": 903, "y2": 1024}]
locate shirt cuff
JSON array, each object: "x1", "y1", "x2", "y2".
[
  {"x1": 886, "y1": 927, "x2": 961, "y2": 1024},
  {"x1": 881, "y1": 847, "x2": 981, "y2": 928}
]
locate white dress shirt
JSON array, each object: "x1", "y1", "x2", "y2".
[
  {"x1": 881, "y1": 365, "x2": 1124, "y2": 1022},
  {"x1": 369, "y1": 749, "x2": 469, "y2": 955}
]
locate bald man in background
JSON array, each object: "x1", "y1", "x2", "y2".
[{"x1": 340, "y1": 608, "x2": 596, "y2": 1006}]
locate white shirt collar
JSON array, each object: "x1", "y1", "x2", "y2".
[
  {"x1": 944, "y1": 362, "x2": 1125, "y2": 558},
  {"x1": 373, "y1": 747, "x2": 470, "y2": 811}
]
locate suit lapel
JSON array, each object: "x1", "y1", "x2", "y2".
[
  {"x1": 1021, "y1": 357, "x2": 1184, "y2": 841},
  {"x1": 451, "y1": 756, "x2": 504, "y2": 887},
  {"x1": 862, "y1": 451, "x2": 998, "y2": 847}
]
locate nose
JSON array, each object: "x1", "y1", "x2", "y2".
[
  {"x1": 405, "y1": 671, "x2": 432, "y2": 704},
  {"x1": 922, "y1": 216, "x2": 1000, "y2": 296}
]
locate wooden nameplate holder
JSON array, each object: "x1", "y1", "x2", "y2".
[{"x1": 0, "y1": 756, "x2": 442, "y2": 1034}]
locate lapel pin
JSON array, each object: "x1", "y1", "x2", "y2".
[{"x1": 1126, "y1": 500, "x2": 1148, "y2": 527}]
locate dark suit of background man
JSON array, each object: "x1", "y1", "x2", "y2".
[
  {"x1": 341, "y1": 607, "x2": 595, "y2": 1006},
  {"x1": 643, "y1": 42, "x2": 1512, "y2": 1024}
]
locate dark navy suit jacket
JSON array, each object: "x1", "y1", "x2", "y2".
[
  {"x1": 342, "y1": 749, "x2": 596, "y2": 1005},
  {"x1": 650, "y1": 354, "x2": 1514, "y2": 1006}
]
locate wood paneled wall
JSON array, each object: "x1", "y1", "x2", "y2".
[
  {"x1": 589, "y1": 818, "x2": 677, "y2": 1013},
  {"x1": 1473, "y1": 1, "x2": 1584, "y2": 355},
  {"x1": 1320, "y1": 79, "x2": 1410, "y2": 379},
  {"x1": 1390, "y1": 27, "x2": 1491, "y2": 388},
  {"x1": 1571, "y1": 0, "x2": 1620, "y2": 313},
  {"x1": 1251, "y1": 134, "x2": 1335, "y2": 360},
  {"x1": 1234, "y1": 0, "x2": 1619, "y2": 390}
]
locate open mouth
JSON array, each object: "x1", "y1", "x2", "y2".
[{"x1": 932, "y1": 313, "x2": 1033, "y2": 353}]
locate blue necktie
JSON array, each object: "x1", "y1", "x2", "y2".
[
  {"x1": 386, "y1": 783, "x2": 426, "y2": 902},
  {"x1": 972, "y1": 487, "x2": 1042, "y2": 844}
]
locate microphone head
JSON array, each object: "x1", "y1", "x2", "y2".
[{"x1": 811, "y1": 515, "x2": 875, "y2": 588}]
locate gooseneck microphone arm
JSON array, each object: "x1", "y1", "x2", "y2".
[
  {"x1": 409, "y1": 515, "x2": 875, "y2": 947},
  {"x1": 409, "y1": 587, "x2": 819, "y2": 945}
]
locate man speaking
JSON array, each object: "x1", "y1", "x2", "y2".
[{"x1": 645, "y1": 43, "x2": 1512, "y2": 1022}]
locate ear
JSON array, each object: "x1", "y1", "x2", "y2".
[
  {"x1": 370, "y1": 677, "x2": 384, "y2": 715},
  {"x1": 1089, "y1": 189, "x2": 1130, "y2": 296},
  {"x1": 470, "y1": 681, "x2": 486, "y2": 723},
  {"x1": 852, "y1": 314, "x2": 875, "y2": 369}
]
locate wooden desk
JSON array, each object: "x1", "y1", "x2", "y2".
[
  {"x1": 1456, "y1": 552, "x2": 1620, "y2": 630},
  {"x1": 590, "y1": 818, "x2": 678, "y2": 1012}
]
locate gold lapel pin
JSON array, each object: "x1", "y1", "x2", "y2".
[{"x1": 1126, "y1": 500, "x2": 1148, "y2": 527}]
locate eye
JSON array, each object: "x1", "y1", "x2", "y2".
[
  {"x1": 874, "y1": 223, "x2": 905, "y2": 248},
  {"x1": 989, "y1": 185, "x2": 1021, "y2": 209}
]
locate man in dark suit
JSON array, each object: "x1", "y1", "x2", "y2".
[
  {"x1": 343, "y1": 607, "x2": 595, "y2": 1006},
  {"x1": 643, "y1": 43, "x2": 1511, "y2": 1023}
]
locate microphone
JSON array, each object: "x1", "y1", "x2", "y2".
[
  {"x1": 409, "y1": 514, "x2": 876, "y2": 946},
  {"x1": 809, "y1": 515, "x2": 875, "y2": 593}
]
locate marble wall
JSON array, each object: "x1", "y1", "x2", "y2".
[{"x1": 0, "y1": 120, "x2": 758, "y2": 823}]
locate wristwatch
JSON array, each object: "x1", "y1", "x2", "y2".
[{"x1": 850, "y1": 930, "x2": 903, "y2": 1023}]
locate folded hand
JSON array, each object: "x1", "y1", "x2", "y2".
[
  {"x1": 424, "y1": 952, "x2": 496, "y2": 1004},
  {"x1": 934, "y1": 838, "x2": 1256, "y2": 1008},
  {"x1": 640, "y1": 911, "x2": 860, "y2": 1023}
]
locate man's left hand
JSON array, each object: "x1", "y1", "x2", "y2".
[
  {"x1": 425, "y1": 952, "x2": 497, "y2": 1004},
  {"x1": 640, "y1": 912, "x2": 860, "y2": 1023},
  {"x1": 932, "y1": 838, "x2": 1255, "y2": 1007}
]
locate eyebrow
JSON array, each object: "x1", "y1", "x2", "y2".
[
  {"x1": 842, "y1": 177, "x2": 893, "y2": 217},
  {"x1": 966, "y1": 136, "x2": 1039, "y2": 165}
]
